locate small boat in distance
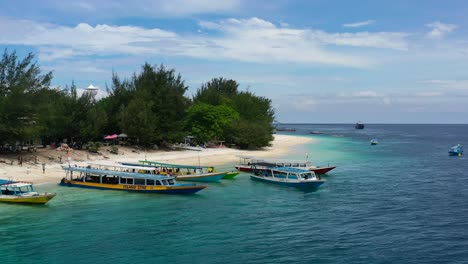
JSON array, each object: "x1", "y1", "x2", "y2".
[
  {"x1": 250, "y1": 167, "x2": 325, "y2": 189},
  {"x1": 310, "y1": 131, "x2": 323, "y2": 135},
  {"x1": 370, "y1": 139, "x2": 379, "y2": 145},
  {"x1": 0, "y1": 179, "x2": 56, "y2": 204},
  {"x1": 448, "y1": 144, "x2": 463, "y2": 156},
  {"x1": 355, "y1": 121, "x2": 365, "y2": 129}
]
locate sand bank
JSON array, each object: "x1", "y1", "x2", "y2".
[{"x1": 0, "y1": 134, "x2": 315, "y2": 184}]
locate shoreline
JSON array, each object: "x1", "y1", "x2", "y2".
[{"x1": 0, "y1": 134, "x2": 316, "y2": 185}]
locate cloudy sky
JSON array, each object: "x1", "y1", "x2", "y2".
[{"x1": 1, "y1": 0, "x2": 467, "y2": 123}]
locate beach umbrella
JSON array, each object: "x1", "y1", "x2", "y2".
[{"x1": 104, "y1": 134, "x2": 118, "y2": 140}]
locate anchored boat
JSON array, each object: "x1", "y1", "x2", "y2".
[
  {"x1": 136, "y1": 160, "x2": 232, "y2": 182},
  {"x1": 60, "y1": 165, "x2": 206, "y2": 194},
  {"x1": 250, "y1": 167, "x2": 325, "y2": 189},
  {"x1": 0, "y1": 179, "x2": 56, "y2": 204},
  {"x1": 355, "y1": 121, "x2": 365, "y2": 129},
  {"x1": 235, "y1": 156, "x2": 336, "y2": 175},
  {"x1": 448, "y1": 144, "x2": 463, "y2": 156}
]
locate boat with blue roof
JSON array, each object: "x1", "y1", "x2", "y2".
[
  {"x1": 60, "y1": 164, "x2": 206, "y2": 194},
  {"x1": 250, "y1": 166, "x2": 325, "y2": 189}
]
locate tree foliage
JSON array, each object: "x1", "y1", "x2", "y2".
[
  {"x1": 0, "y1": 51, "x2": 275, "y2": 150},
  {"x1": 0, "y1": 50, "x2": 53, "y2": 144}
]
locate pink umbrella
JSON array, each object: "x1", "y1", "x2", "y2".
[{"x1": 104, "y1": 134, "x2": 118, "y2": 140}]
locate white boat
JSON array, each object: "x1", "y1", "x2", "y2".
[
  {"x1": 250, "y1": 167, "x2": 325, "y2": 189},
  {"x1": 235, "y1": 155, "x2": 336, "y2": 174}
]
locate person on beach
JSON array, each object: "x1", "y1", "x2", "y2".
[{"x1": 42, "y1": 163, "x2": 46, "y2": 173}]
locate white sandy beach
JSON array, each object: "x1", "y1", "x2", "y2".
[{"x1": 0, "y1": 134, "x2": 315, "y2": 184}]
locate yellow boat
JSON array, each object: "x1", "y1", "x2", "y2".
[{"x1": 0, "y1": 180, "x2": 56, "y2": 204}]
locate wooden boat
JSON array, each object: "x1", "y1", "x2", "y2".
[
  {"x1": 448, "y1": 144, "x2": 463, "y2": 156},
  {"x1": 0, "y1": 179, "x2": 56, "y2": 204},
  {"x1": 128, "y1": 161, "x2": 230, "y2": 182},
  {"x1": 60, "y1": 165, "x2": 206, "y2": 194},
  {"x1": 235, "y1": 156, "x2": 336, "y2": 175},
  {"x1": 250, "y1": 167, "x2": 325, "y2": 189},
  {"x1": 355, "y1": 121, "x2": 365, "y2": 129}
]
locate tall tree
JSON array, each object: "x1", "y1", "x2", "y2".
[
  {"x1": 194, "y1": 77, "x2": 239, "y2": 105},
  {"x1": 185, "y1": 103, "x2": 240, "y2": 143},
  {"x1": 117, "y1": 63, "x2": 190, "y2": 144},
  {"x1": 0, "y1": 50, "x2": 53, "y2": 145}
]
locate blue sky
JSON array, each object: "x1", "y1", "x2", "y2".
[{"x1": 1, "y1": 0, "x2": 467, "y2": 123}]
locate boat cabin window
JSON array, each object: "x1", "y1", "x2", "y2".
[
  {"x1": 162, "y1": 180, "x2": 168, "y2": 185},
  {"x1": 288, "y1": 174, "x2": 298, "y2": 179},
  {"x1": 155, "y1": 180, "x2": 162, "y2": 186},
  {"x1": 147, "y1": 179, "x2": 155, "y2": 185},
  {"x1": 134, "y1": 179, "x2": 145, "y2": 185},
  {"x1": 168, "y1": 179, "x2": 174, "y2": 184}
]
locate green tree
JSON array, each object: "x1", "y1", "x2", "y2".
[
  {"x1": 116, "y1": 63, "x2": 190, "y2": 144},
  {"x1": 185, "y1": 103, "x2": 240, "y2": 143},
  {"x1": 0, "y1": 50, "x2": 53, "y2": 145},
  {"x1": 194, "y1": 77, "x2": 239, "y2": 105}
]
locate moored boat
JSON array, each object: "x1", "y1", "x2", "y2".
[
  {"x1": 370, "y1": 139, "x2": 379, "y2": 145},
  {"x1": 448, "y1": 144, "x2": 463, "y2": 156},
  {"x1": 250, "y1": 167, "x2": 325, "y2": 189},
  {"x1": 135, "y1": 160, "x2": 230, "y2": 182},
  {"x1": 0, "y1": 179, "x2": 56, "y2": 204},
  {"x1": 60, "y1": 165, "x2": 206, "y2": 194},
  {"x1": 235, "y1": 156, "x2": 336, "y2": 175},
  {"x1": 355, "y1": 121, "x2": 365, "y2": 129}
]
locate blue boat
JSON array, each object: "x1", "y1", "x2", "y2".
[
  {"x1": 448, "y1": 144, "x2": 463, "y2": 156},
  {"x1": 250, "y1": 167, "x2": 325, "y2": 189},
  {"x1": 60, "y1": 165, "x2": 207, "y2": 194}
]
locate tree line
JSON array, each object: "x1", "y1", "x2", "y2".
[{"x1": 0, "y1": 50, "x2": 275, "y2": 150}]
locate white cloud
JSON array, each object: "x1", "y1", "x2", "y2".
[
  {"x1": 426, "y1": 21, "x2": 457, "y2": 39},
  {"x1": 343, "y1": 20, "x2": 375, "y2": 28},
  {"x1": 420, "y1": 79, "x2": 468, "y2": 90},
  {"x1": 0, "y1": 17, "x2": 411, "y2": 68}
]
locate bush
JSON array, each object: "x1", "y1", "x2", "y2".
[
  {"x1": 87, "y1": 142, "x2": 101, "y2": 153},
  {"x1": 111, "y1": 145, "x2": 119, "y2": 154}
]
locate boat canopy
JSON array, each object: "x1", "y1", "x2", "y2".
[
  {"x1": 87, "y1": 162, "x2": 157, "y2": 171},
  {"x1": 63, "y1": 166, "x2": 173, "y2": 180},
  {"x1": 267, "y1": 167, "x2": 313, "y2": 174},
  {"x1": 1, "y1": 182, "x2": 33, "y2": 188},
  {"x1": 139, "y1": 160, "x2": 211, "y2": 169}
]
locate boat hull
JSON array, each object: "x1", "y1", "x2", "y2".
[
  {"x1": 59, "y1": 180, "x2": 206, "y2": 194},
  {"x1": 223, "y1": 172, "x2": 240, "y2": 179},
  {"x1": 175, "y1": 172, "x2": 226, "y2": 182},
  {"x1": 250, "y1": 175, "x2": 325, "y2": 189},
  {"x1": 236, "y1": 165, "x2": 336, "y2": 175},
  {"x1": 0, "y1": 193, "x2": 56, "y2": 204}
]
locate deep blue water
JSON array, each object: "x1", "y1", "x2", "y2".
[{"x1": 1, "y1": 124, "x2": 468, "y2": 264}]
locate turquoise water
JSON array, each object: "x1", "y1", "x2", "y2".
[{"x1": 1, "y1": 124, "x2": 468, "y2": 263}]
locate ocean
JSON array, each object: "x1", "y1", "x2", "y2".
[{"x1": 1, "y1": 124, "x2": 467, "y2": 264}]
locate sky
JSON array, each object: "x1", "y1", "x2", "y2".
[{"x1": 0, "y1": 0, "x2": 467, "y2": 124}]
